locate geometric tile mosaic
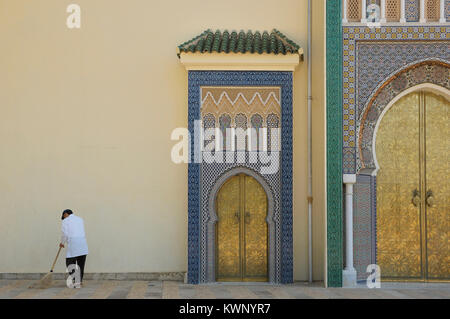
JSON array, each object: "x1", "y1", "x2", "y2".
[
  {"x1": 367, "y1": 0, "x2": 381, "y2": 5},
  {"x1": 357, "y1": 41, "x2": 449, "y2": 117},
  {"x1": 447, "y1": 0, "x2": 450, "y2": 21},
  {"x1": 406, "y1": 0, "x2": 420, "y2": 22},
  {"x1": 404, "y1": 0, "x2": 450, "y2": 21},
  {"x1": 353, "y1": 174, "x2": 376, "y2": 281},
  {"x1": 343, "y1": 147, "x2": 356, "y2": 174}
]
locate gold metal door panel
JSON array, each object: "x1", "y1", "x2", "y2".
[
  {"x1": 376, "y1": 92, "x2": 422, "y2": 279},
  {"x1": 425, "y1": 92, "x2": 449, "y2": 280},
  {"x1": 216, "y1": 175, "x2": 241, "y2": 280},
  {"x1": 244, "y1": 175, "x2": 268, "y2": 280},
  {"x1": 216, "y1": 174, "x2": 268, "y2": 282},
  {"x1": 377, "y1": 90, "x2": 450, "y2": 281}
]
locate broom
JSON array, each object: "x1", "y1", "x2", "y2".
[{"x1": 29, "y1": 246, "x2": 62, "y2": 289}]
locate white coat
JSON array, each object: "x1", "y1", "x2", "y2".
[{"x1": 61, "y1": 214, "x2": 89, "y2": 258}]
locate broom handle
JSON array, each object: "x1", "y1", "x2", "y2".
[{"x1": 50, "y1": 246, "x2": 62, "y2": 272}]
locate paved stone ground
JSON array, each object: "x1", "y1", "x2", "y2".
[{"x1": 0, "y1": 280, "x2": 448, "y2": 299}]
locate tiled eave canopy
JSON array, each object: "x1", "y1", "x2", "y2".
[{"x1": 177, "y1": 29, "x2": 303, "y2": 71}]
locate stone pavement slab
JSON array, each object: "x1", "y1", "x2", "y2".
[
  {"x1": 0, "y1": 281, "x2": 32, "y2": 299},
  {"x1": 126, "y1": 281, "x2": 148, "y2": 299},
  {"x1": 144, "y1": 281, "x2": 162, "y2": 299},
  {"x1": 0, "y1": 280, "x2": 448, "y2": 299}
]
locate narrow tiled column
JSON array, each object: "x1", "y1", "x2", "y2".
[
  {"x1": 343, "y1": 0, "x2": 348, "y2": 23},
  {"x1": 380, "y1": 0, "x2": 387, "y2": 23},
  {"x1": 342, "y1": 174, "x2": 357, "y2": 288},
  {"x1": 420, "y1": 0, "x2": 426, "y2": 23},
  {"x1": 400, "y1": 0, "x2": 406, "y2": 22},
  {"x1": 440, "y1": 0, "x2": 447, "y2": 23}
]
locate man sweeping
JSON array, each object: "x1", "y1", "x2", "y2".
[{"x1": 60, "y1": 209, "x2": 89, "y2": 288}]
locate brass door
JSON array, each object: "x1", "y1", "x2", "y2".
[
  {"x1": 425, "y1": 92, "x2": 449, "y2": 280},
  {"x1": 376, "y1": 90, "x2": 449, "y2": 281},
  {"x1": 216, "y1": 174, "x2": 268, "y2": 282}
]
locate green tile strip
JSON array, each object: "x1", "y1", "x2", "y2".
[
  {"x1": 326, "y1": 0, "x2": 343, "y2": 287},
  {"x1": 177, "y1": 29, "x2": 301, "y2": 57}
]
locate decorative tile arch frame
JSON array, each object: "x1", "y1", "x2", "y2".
[
  {"x1": 370, "y1": 83, "x2": 450, "y2": 175},
  {"x1": 358, "y1": 60, "x2": 450, "y2": 174},
  {"x1": 205, "y1": 166, "x2": 277, "y2": 283},
  {"x1": 342, "y1": 25, "x2": 450, "y2": 175},
  {"x1": 187, "y1": 71, "x2": 293, "y2": 284}
]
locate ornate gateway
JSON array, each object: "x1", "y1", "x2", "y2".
[
  {"x1": 336, "y1": 0, "x2": 450, "y2": 285},
  {"x1": 178, "y1": 29, "x2": 302, "y2": 283}
]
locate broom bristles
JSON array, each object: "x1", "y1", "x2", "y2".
[{"x1": 28, "y1": 272, "x2": 53, "y2": 289}]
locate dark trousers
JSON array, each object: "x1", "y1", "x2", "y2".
[{"x1": 66, "y1": 255, "x2": 87, "y2": 283}]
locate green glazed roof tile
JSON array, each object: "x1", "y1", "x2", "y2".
[
  {"x1": 220, "y1": 30, "x2": 229, "y2": 53},
  {"x1": 177, "y1": 29, "x2": 302, "y2": 57}
]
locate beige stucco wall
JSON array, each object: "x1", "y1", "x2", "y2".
[{"x1": 0, "y1": 0, "x2": 325, "y2": 281}]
